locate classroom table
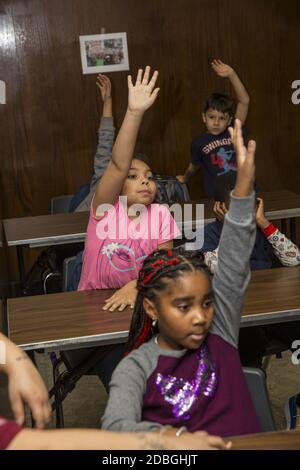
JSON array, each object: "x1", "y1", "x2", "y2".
[
  {"x1": 3, "y1": 190, "x2": 300, "y2": 286},
  {"x1": 7, "y1": 266, "x2": 300, "y2": 352},
  {"x1": 202, "y1": 189, "x2": 300, "y2": 228},
  {"x1": 4, "y1": 190, "x2": 300, "y2": 248},
  {"x1": 2, "y1": 200, "x2": 208, "y2": 249},
  {"x1": 2, "y1": 201, "x2": 201, "y2": 285},
  {"x1": 242, "y1": 266, "x2": 300, "y2": 327},
  {"x1": 3, "y1": 211, "x2": 88, "y2": 286},
  {"x1": 7, "y1": 266, "x2": 300, "y2": 428},
  {"x1": 229, "y1": 429, "x2": 300, "y2": 450}
]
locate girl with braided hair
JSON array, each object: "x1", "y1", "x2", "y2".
[{"x1": 101, "y1": 120, "x2": 261, "y2": 438}]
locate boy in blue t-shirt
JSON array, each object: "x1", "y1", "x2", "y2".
[{"x1": 177, "y1": 59, "x2": 250, "y2": 197}]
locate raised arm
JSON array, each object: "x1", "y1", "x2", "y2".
[
  {"x1": 256, "y1": 198, "x2": 300, "y2": 267},
  {"x1": 90, "y1": 74, "x2": 115, "y2": 190},
  {"x1": 210, "y1": 119, "x2": 256, "y2": 347},
  {"x1": 212, "y1": 60, "x2": 250, "y2": 125},
  {"x1": 92, "y1": 66, "x2": 159, "y2": 214},
  {"x1": 96, "y1": 73, "x2": 112, "y2": 118}
]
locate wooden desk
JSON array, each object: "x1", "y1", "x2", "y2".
[
  {"x1": 4, "y1": 190, "x2": 300, "y2": 249},
  {"x1": 3, "y1": 211, "x2": 89, "y2": 248},
  {"x1": 200, "y1": 189, "x2": 300, "y2": 245},
  {"x1": 258, "y1": 190, "x2": 300, "y2": 221},
  {"x1": 7, "y1": 289, "x2": 130, "y2": 351},
  {"x1": 2, "y1": 202, "x2": 202, "y2": 285},
  {"x1": 229, "y1": 430, "x2": 300, "y2": 450},
  {"x1": 3, "y1": 203, "x2": 203, "y2": 249},
  {"x1": 199, "y1": 189, "x2": 300, "y2": 223},
  {"x1": 7, "y1": 266, "x2": 300, "y2": 352},
  {"x1": 4, "y1": 190, "x2": 300, "y2": 285},
  {"x1": 242, "y1": 266, "x2": 300, "y2": 327}
]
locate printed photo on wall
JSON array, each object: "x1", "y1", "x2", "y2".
[{"x1": 79, "y1": 32, "x2": 129, "y2": 74}]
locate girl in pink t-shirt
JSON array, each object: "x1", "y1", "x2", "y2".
[{"x1": 78, "y1": 67, "x2": 180, "y2": 312}]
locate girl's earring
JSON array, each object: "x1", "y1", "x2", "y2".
[{"x1": 152, "y1": 319, "x2": 157, "y2": 327}]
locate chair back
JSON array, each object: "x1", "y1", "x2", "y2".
[
  {"x1": 50, "y1": 195, "x2": 74, "y2": 214},
  {"x1": 62, "y1": 256, "x2": 77, "y2": 292},
  {"x1": 243, "y1": 367, "x2": 276, "y2": 432}
]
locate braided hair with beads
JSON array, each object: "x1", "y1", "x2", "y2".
[{"x1": 125, "y1": 247, "x2": 211, "y2": 353}]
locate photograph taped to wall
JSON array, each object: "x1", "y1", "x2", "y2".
[{"x1": 79, "y1": 32, "x2": 129, "y2": 74}]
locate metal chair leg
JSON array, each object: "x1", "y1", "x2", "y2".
[
  {"x1": 52, "y1": 356, "x2": 66, "y2": 428},
  {"x1": 54, "y1": 386, "x2": 65, "y2": 428},
  {"x1": 49, "y1": 345, "x2": 116, "y2": 427}
]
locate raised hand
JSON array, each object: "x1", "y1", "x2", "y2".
[
  {"x1": 96, "y1": 74, "x2": 112, "y2": 102},
  {"x1": 213, "y1": 201, "x2": 228, "y2": 223},
  {"x1": 255, "y1": 197, "x2": 270, "y2": 229},
  {"x1": 128, "y1": 66, "x2": 159, "y2": 114},
  {"x1": 211, "y1": 59, "x2": 234, "y2": 78},
  {"x1": 228, "y1": 119, "x2": 255, "y2": 197}
]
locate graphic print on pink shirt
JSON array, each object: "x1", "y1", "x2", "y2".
[{"x1": 78, "y1": 198, "x2": 181, "y2": 290}]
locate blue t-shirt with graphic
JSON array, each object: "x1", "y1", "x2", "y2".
[{"x1": 191, "y1": 128, "x2": 238, "y2": 197}]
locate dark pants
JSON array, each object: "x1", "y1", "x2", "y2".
[
  {"x1": 239, "y1": 321, "x2": 300, "y2": 368},
  {"x1": 62, "y1": 344, "x2": 125, "y2": 392}
]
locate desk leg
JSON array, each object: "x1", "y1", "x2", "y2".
[
  {"x1": 49, "y1": 346, "x2": 116, "y2": 428},
  {"x1": 54, "y1": 388, "x2": 65, "y2": 428},
  {"x1": 16, "y1": 246, "x2": 26, "y2": 294},
  {"x1": 290, "y1": 218, "x2": 297, "y2": 244}
]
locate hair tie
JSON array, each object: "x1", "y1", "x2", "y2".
[{"x1": 139, "y1": 256, "x2": 181, "y2": 287}]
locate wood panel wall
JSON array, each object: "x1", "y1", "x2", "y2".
[
  {"x1": 0, "y1": 0, "x2": 300, "y2": 217},
  {"x1": 0, "y1": 0, "x2": 300, "y2": 221}
]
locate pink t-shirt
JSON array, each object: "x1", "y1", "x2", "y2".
[{"x1": 78, "y1": 199, "x2": 181, "y2": 290}]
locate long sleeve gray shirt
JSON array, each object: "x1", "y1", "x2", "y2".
[
  {"x1": 75, "y1": 116, "x2": 115, "y2": 212},
  {"x1": 101, "y1": 192, "x2": 259, "y2": 435}
]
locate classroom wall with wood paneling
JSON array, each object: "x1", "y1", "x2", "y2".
[{"x1": 0, "y1": 0, "x2": 300, "y2": 220}]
